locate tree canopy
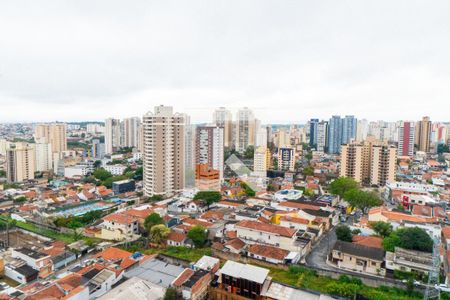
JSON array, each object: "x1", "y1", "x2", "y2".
[
  {"x1": 336, "y1": 225, "x2": 353, "y2": 242},
  {"x1": 150, "y1": 224, "x2": 170, "y2": 244},
  {"x1": 144, "y1": 213, "x2": 164, "y2": 232},
  {"x1": 343, "y1": 189, "x2": 382, "y2": 212},
  {"x1": 383, "y1": 227, "x2": 433, "y2": 253},
  {"x1": 370, "y1": 221, "x2": 393, "y2": 238},
  {"x1": 93, "y1": 168, "x2": 113, "y2": 181},
  {"x1": 194, "y1": 191, "x2": 222, "y2": 206},
  {"x1": 329, "y1": 177, "x2": 359, "y2": 198},
  {"x1": 188, "y1": 225, "x2": 208, "y2": 248}
]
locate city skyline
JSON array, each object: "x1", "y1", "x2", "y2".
[{"x1": 1, "y1": 1, "x2": 450, "y2": 123}]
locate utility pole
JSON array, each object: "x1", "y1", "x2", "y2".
[{"x1": 423, "y1": 237, "x2": 441, "y2": 300}]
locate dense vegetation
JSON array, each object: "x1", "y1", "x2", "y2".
[{"x1": 383, "y1": 227, "x2": 433, "y2": 253}]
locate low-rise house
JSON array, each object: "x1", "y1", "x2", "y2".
[
  {"x1": 99, "y1": 213, "x2": 139, "y2": 241},
  {"x1": 247, "y1": 243, "x2": 300, "y2": 264},
  {"x1": 329, "y1": 240, "x2": 386, "y2": 276},
  {"x1": 235, "y1": 220, "x2": 300, "y2": 252},
  {"x1": 11, "y1": 247, "x2": 53, "y2": 278},
  {"x1": 166, "y1": 230, "x2": 188, "y2": 247},
  {"x1": 385, "y1": 247, "x2": 433, "y2": 276},
  {"x1": 223, "y1": 238, "x2": 246, "y2": 254}
]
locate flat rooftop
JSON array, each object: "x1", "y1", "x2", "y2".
[{"x1": 125, "y1": 259, "x2": 185, "y2": 288}]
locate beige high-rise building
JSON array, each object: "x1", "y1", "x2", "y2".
[
  {"x1": 253, "y1": 146, "x2": 271, "y2": 177},
  {"x1": 370, "y1": 145, "x2": 397, "y2": 186},
  {"x1": 105, "y1": 118, "x2": 121, "y2": 154},
  {"x1": 340, "y1": 140, "x2": 397, "y2": 186},
  {"x1": 121, "y1": 117, "x2": 140, "y2": 148},
  {"x1": 143, "y1": 105, "x2": 185, "y2": 197},
  {"x1": 415, "y1": 116, "x2": 431, "y2": 152},
  {"x1": 34, "y1": 123, "x2": 67, "y2": 154},
  {"x1": 213, "y1": 107, "x2": 233, "y2": 148},
  {"x1": 137, "y1": 125, "x2": 144, "y2": 153},
  {"x1": 6, "y1": 143, "x2": 36, "y2": 183},
  {"x1": 235, "y1": 107, "x2": 255, "y2": 153},
  {"x1": 34, "y1": 141, "x2": 53, "y2": 172}
]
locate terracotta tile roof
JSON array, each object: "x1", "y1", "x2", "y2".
[
  {"x1": 218, "y1": 200, "x2": 244, "y2": 207},
  {"x1": 26, "y1": 284, "x2": 65, "y2": 300},
  {"x1": 172, "y1": 268, "x2": 194, "y2": 287},
  {"x1": 224, "y1": 238, "x2": 246, "y2": 251},
  {"x1": 280, "y1": 215, "x2": 310, "y2": 225},
  {"x1": 257, "y1": 216, "x2": 271, "y2": 224},
  {"x1": 434, "y1": 207, "x2": 446, "y2": 219},
  {"x1": 370, "y1": 206, "x2": 438, "y2": 223},
  {"x1": 182, "y1": 218, "x2": 213, "y2": 228},
  {"x1": 412, "y1": 205, "x2": 432, "y2": 217},
  {"x1": 236, "y1": 220, "x2": 297, "y2": 237},
  {"x1": 127, "y1": 208, "x2": 154, "y2": 220},
  {"x1": 200, "y1": 210, "x2": 225, "y2": 221},
  {"x1": 248, "y1": 243, "x2": 289, "y2": 261},
  {"x1": 442, "y1": 227, "x2": 450, "y2": 240},
  {"x1": 352, "y1": 236, "x2": 383, "y2": 249},
  {"x1": 56, "y1": 273, "x2": 82, "y2": 291},
  {"x1": 167, "y1": 231, "x2": 187, "y2": 243},
  {"x1": 225, "y1": 230, "x2": 237, "y2": 239},
  {"x1": 279, "y1": 201, "x2": 321, "y2": 211},
  {"x1": 95, "y1": 247, "x2": 132, "y2": 261},
  {"x1": 103, "y1": 213, "x2": 138, "y2": 225}
]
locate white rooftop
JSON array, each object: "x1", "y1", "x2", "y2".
[
  {"x1": 194, "y1": 255, "x2": 219, "y2": 271},
  {"x1": 220, "y1": 261, "x2": 269, "y2": 284}
]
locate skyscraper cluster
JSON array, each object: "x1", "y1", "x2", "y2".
[{"x1": 105, "y1": 117, "x2": 142, "y2": 154}]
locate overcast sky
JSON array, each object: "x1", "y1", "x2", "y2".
[{"x1": 0, "y1": 1, "x2": 449, "y2": 124}]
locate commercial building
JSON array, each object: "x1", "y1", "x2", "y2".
[
  {"x1": 397, "y1": 121, "x2": 415, "y2": 157},
  {"x1": 327, "y1": 116, "x2": 342, "y2": 154},
  {"x1": 6, "y1": 143, "x2": 36, "y2": 183},
  {"x1": 143, "y1": 105, "x2": 185, "y2": 197},
  {"x1": 34, "y1": 123, "x2": 67, "y2": 154},
  {"x1": 112, "y1": 179, "x2": 136, "y2": 195},
  {"x1": 213, "y1": 107, "x2": 233, "y2": 148},
  {"x1": 309, "y1": 118, "x2": 319, "y2": 147}
]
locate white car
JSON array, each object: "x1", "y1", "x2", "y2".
[{"x1": 435, "y1": 284, "x2": 450, "y2": 292}]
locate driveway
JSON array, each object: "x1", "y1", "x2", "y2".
[{"x1": 305, "y1": 226, "x2": 336, "y2": 269}]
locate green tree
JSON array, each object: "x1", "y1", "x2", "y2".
[
  {"x1": 188, "y1": 225, "x2": 208, "y2": 248},
  {"x1": 437, "y1": 144, "x2": 449, "y2": 154},
  {"x1": 344, "y1": 189, "x2": 382, "y2": 212},
  {"x1": 193, "y1": 191, "x2": 222, "y2": 206},
  {"x1": 93, "y1": 168, "x2": 113, "y2": 181},
  {"x1": 144, "y1": 213, "x2": 164, "y2": 232},
  {"x1": 329, "y1": 177, "x2": 359, "y2": 198},
  {"x1": 240, "y1": 182, "x2": 255, "y2": 197},
  {"x1": 336, "y1": 225, "x2": 353, "y2": 242},
  {"x1": 150, "y1": 224, "x2": 170, "y2": 244},
  {"x1": 0, "y1": 170, "x2": 6, "y2": 177},
  {"x1": 244, "y1": 145, "x2": 255, "y2": 159},
  {"x1": 371, "y1": 221, "x2": 393, "y2": 238},
  {"x1": 303, "y1": 166, "x2": 314, "y2": 176},
  {"x1": 93, "y1": 160, "x2": 102, "y2": 169},
  {"x1": 383, "y1": 227, "x2": 433, "y2": 253},
  {"x1": 13, "y1": 196, "x2": 27, "y2": 203},
  {"x1": 164, "y1": 287, "x2": 177, "y2": 300}
]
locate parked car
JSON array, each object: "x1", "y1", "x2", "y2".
[{"x1": 435, "y1": 284, "x2": 450, "y2": 292}]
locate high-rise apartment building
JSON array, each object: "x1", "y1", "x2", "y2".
[
  {"x1": 34, "y1": 123, "x2": 67, "y2": 154},
  {"x1": 327, "y1": 116, "x2": 342, "y2": 154},
  {"x1": 105, "y1": 118, "x2": 121, "y2": 154},
  {"x1": 415, "y1": 116, "x2": 432, "y2": 152},
  {"x1": 121, "y1": 117, "x2": 140, "y2": 148},
  {"x1": 34, "y1": 140, "x2": 53, "y2": 172},
  {"x1": 253, "y1": 146, "x2": 271, "y2": 177},
  {"x1": 184, "y1": 116, "x2": 196, "y2": 188},
  {"x1": 213, "y1": 107, "x2": 233, "y2": 148},
  {"x1": 370, "y1": 145, "x2": 397, "y2": 187},
  {"x1": 340, "y1": 140, "x2": 397, "y2": 186},
  {"x1": 143, "y1": 105, "x2": 185, "y2": 197},
  {"x1": 356, "y1": 119, "x2": 369, "y2": 142},
  {"x1": 195, "y1": 125, "x2": 224, "y2": 179},
  {"x1": 309, "y1": 119, "x2": 319, "y2": 147},
  {"x1": 91, "y1": 139, "x2": 105, "y2": 160},
  {"x1": 316, "y1": 121, "x2": 328, "y2": 152},
  {"x1": 277, "y1": 147, "x2": 295, "y2": 172},
  {"x1": 397, "y1": 121, "x2": 415, "y2": 157},
  {"x1": 6, "y1": 143, "x2": 36, "y2": 183},
  {"x1": 342, "y1": 115, "x2": 357, "y2": 144},
  {"x1": 236, "y1": 107, "x2": 255, "y2": 153}
]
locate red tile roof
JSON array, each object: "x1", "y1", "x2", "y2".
[
  {"x1": 167, "y1": 231, "x2": 187, "y2": 243},
  {"x1": 236, "y1": 220, "x2": 297, "y2": 237},
  {"x1": 248, "y1": 243, "x2": 289, "y2": 261},
  {"x1": 172, "y1": 269, "x2": 194, "y2": 287},
  {"x1": 352, "y1": 236, "x2": 383, "y2": 249},
  {"x1": 224, "y1": 238, "x2": 246, "y2": 251},
  {"x1": 103, "y1": 213, "x2": 138, "y2": 225}
]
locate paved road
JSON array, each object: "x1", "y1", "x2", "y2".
[{"x1": 305, "y1": 226, "x2": 336, "y2": 269}]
